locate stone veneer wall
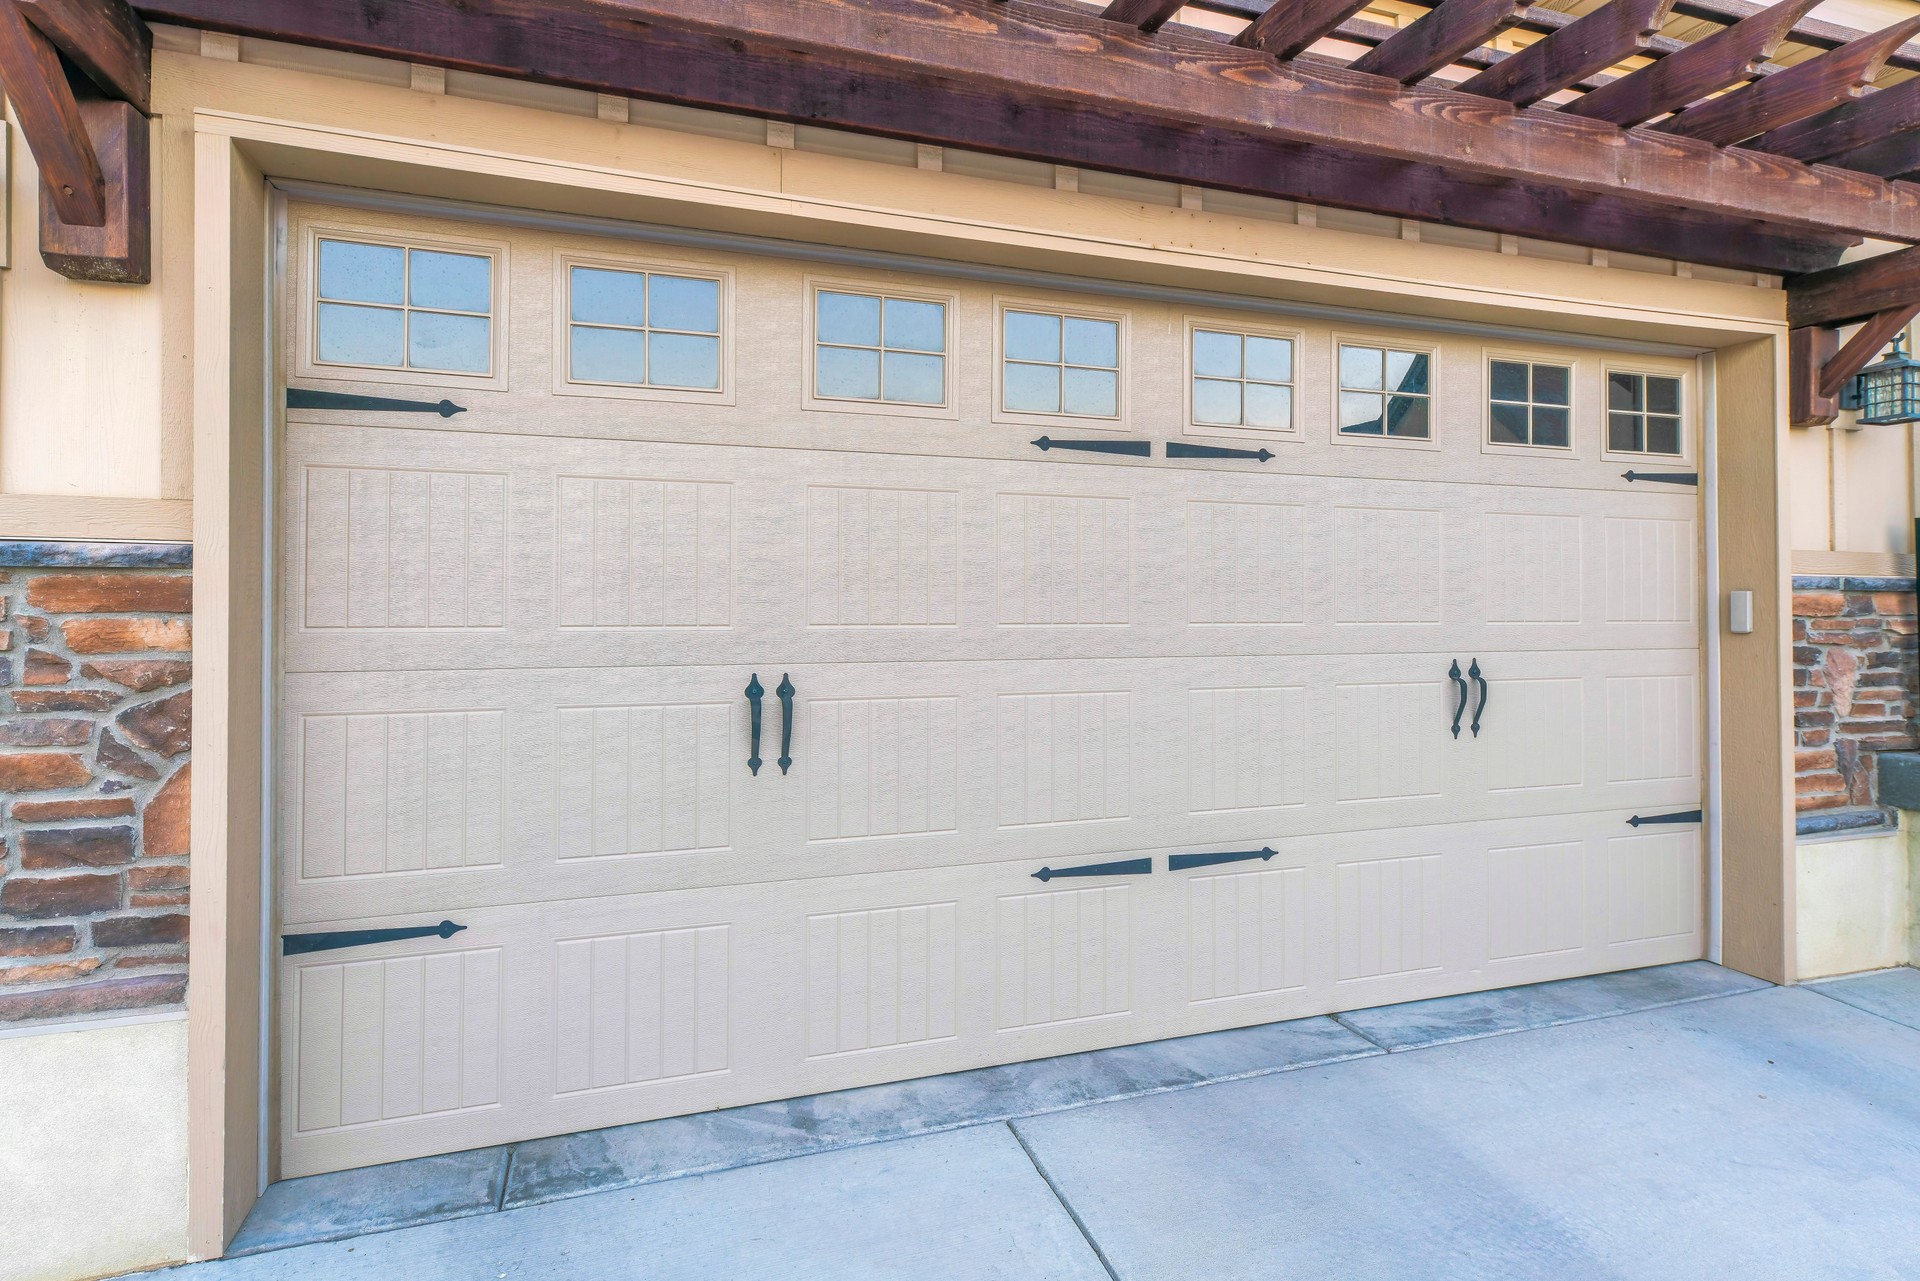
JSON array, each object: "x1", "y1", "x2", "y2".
[
  {"x1": 1793, "y1": 575, "x2": 1918, "y2": 817},
  {"x1": 0, "y1": 558, "x2": 190, "y2": 1023}
]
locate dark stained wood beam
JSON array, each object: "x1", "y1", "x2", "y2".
[
  {"x1": 1101, "y1": 0, "x2": 1188, "y2": 31},
  {"x1": 1350, "y1": 0, "x2": 1528, "y2": 84},
  {"x1": 16, "y1": 0, "x2": 150, "y2": 112},
  {"x1": 1659, "y1": 15, "x2": 1920, "y2": 145},
  {"x1": 1824, "y1": 129, "x2": 1920, "y2": 181},
  {"x1": 1818, "y1": 304, "x2": 1919, "y2": 399},
  {"x1": 38, "y1": 85, "x2": 149, "y2": 282},
  {"x1": 1456, "y1": 0, "x2": 1674, "y2": 107},
  {"x1": 0, "y1": 0, "x2": 106, "y2": 226},
  {"x1": 1670, "y1": 0, "x2": 1920, "y2": 76},
  {"x1": 128, "y1": 0, "x2": 1911, "y2": 254},
  {"x1": 1559, "y1": 0, "x2": 1816, "y2": 126},
  {"x1": 1232, "y1": 0, "x2": 1374, "y2": 59},
  {"x1": 1755, "y1": 76, "x2": 1920, "y2": 164},
  {"x1": 1788, "y1": 246, "x2": 1920, "y2": 329},
  {"x1": 1789, "y1": 325, "x2": 1840, "y2": 426}
]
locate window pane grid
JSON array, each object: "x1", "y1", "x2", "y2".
[
  {"x1": 1488, "y1": 360, "x2": 1571, "y2": 448},
  {"x1": 814, "y1": 290, "x2": 948, "y2": 406},
  {"x1": 316, "y1": 239, "x2": 494, "y2": 376},
  {"x1": 1338, "y1": 343, "x2": 1430, "y2": 439},
  {"x1": 1606, "y1": 372, "x2": 1684, "y2": 456},
  {"x1": 1003, "y1": 309, "x2": 1120, "y2": 418},
  {"x1": 1191, "y1": 329, "x2": 1294, "y2": 430},
  {"x1": 568, "y1": 267, "x2": 722, "y2": 391}
]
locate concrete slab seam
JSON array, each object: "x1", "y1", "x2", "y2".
[{"x1": 1008, "y1": 1121, "x2": 1123, "y2": 1281}]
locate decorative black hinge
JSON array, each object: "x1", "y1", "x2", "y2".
[
  {"x1": 1621, "y1": 471, "x2": 1698, "y2": 485},
  {"x1": 282, "y1": 920, "x2": 468, "y2": 956},
  {"x1": 1031, "y1": 857, "x2": 1153, "y2": 882},
  {"x1": 288, "y1": 388, "x2": 467, "y2": 418},
  {"x1": 1627, "y1": 809, "x2": 1704, "y2": 827},
  {"x1": 1031, "y1": 436, "x2": 1152, "y2": 457},
  {"x1": 1168, "y1": 847, "x2": 1276, "y2": 871},
  {"x1": 1165, "y1": 442, "x2": 1274, "y2": 462}
]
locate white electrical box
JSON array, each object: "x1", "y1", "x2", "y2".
[{"x1": 1729, "y1": 590, "x2": 1753, "y2": 634}]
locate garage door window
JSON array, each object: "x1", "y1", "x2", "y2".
[
  {"x1": 1339, "y1": 343, "x2": 1431, "y2": 439},
  {"x1": 315, "y1": 237, "x2": 494, "y2": 376},
  {"x1": 1190, "y1": 326, "x2": 1295, "y2": 434},
  {"x1": 1001, "y1": 306, "x2": 1122, "y2": 420},
  {"x1": 813, "y1": 289, "x2": 949, "y2": 407},
  {"x1": 1607, "y1": 371, "x2": 1685, "y2": 455},
  {"x1": 567, "y1": 266, "x2": 722, "y2": 391},
  {"x1": 1488, "y1": 359, "x2": 1572, "y2": 449}
]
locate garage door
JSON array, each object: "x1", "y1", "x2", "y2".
[{"x1": 275, "y1": 203, "x2": 1705, "y2": 1177}]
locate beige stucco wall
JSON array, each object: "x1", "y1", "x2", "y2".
[
  {"x1": 1797, "y1": 819, "x2": 1916, "y2": 979},
  {"x1": 0, "y1": 1017, "x2": 190, "y2": 1281}
]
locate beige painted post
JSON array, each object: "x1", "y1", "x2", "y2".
[
  {"x1": 1716, "y1": 334, "x2": 1796, "y2": 984},
  {"x1": 187, "y1": 130, "x2": 269, "y2": 1257}
]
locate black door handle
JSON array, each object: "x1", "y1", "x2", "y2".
[
  {"x1": 745, "y1": 673, "x2": 765, "y2": 776},
  {"x1": 777, "y1": 674, "x2": 795, "y2": 775},
  {"x1": 1469, "y1": 659, "x2": 1487, "y2": 738},
  {"x1": 1449, "y1": 660, "x2": 1467, "y2": 739}
]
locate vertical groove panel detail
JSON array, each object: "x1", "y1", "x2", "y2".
[
  {"x1": 805, "y1": 902, "x2": 958, "y2": 1057},
  {"x1": 1335, "y1": 853, "x2": 1444, "y2": 981},
  {"x1": 1187, "y1": 866, "x2": 1308, "y2": 1002},
  {"x1": 553, "y1": 925, "x2": 731, "y2": 1094},
  {"x1": 1605, "y1": 674, "x2": 1699, "y2": 783},
  {"x1": 554, "y1": 703, "x2": 732, "y2": 859},
  {"x1": 806, "y1": 697, "x2": 959, "y2": 841},
  {"x1": 996, "y1": 886, "x2": 1131, "y2": 1029},
  {"x1": 995, "y1": 493, "x2": 1132, "y2": 625},
  {"x1": 1334, "y1": 682, "x2": 1445, "y2": 801},
  {"x1": 1606, "y1": 832, "x2": 1701, "y2": 944},
  {"x1": 1187, "y1": 685, "x2": 1307, "y2": 812},
  {"x1": 806, "y1": 485, "x2": 959, "y2": 627},
  {"x1": 1604, "y1": 517, "x2": 1695, "y2": 623},
  {"x1": 1486, "y1": 513, "x2": 1582, "y2": 623},
  {"x1": 1334, "y1": 506, "x2": 1443, "y2": 623},
  {"x1": 555, "y1": 476, "x2": 733, "y2": 628},
  {"x1": 1186, "y1": 500, "x2": 1305, "y2": 624},
  {"x1": 1486, "y1": 840, "x2": 1585, "y2": 960},
  {"x1": 1484, "y1": 679, "x2": 1585, "y2": 792},
  {"x1": 996, "y1": 692, "x2": 1132, "y2": 827},
  {"x1": 304, "y1": 466, "x2": 507, "y2": 630}
]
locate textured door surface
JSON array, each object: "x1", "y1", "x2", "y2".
[{"x1": 276, "y1": 205, "x2": 1705, "y2": 1176}]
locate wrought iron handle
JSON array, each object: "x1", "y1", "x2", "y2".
[
  {"x1": 777, "y1": 674, "x2": 795, "y2": 775},
  {"x1": 1449, "y1": 660, "x2": 1467, "y2": 740},
  {"x1": 1627, "y1": 809, "x2": 1703, "y2": 827},
  {"x1": 1469, "y1": 659, "x2": 1487, "y2": 738},
  {"x1": 1031, "y1": 857, "x2": 1153, "y2": 882},
  {"x1": 745, "y1": 673, "x2": 764, "y2": 776},
  {"x1": 1168, "y1": 847, "x2": 1276, "y2": 872},
  {"x1": 283, "y1": 920, "x2": 466, "y2": 956}
]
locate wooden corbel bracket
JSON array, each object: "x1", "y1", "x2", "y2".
[
  {"x1": 1789, "y1": 305, "x2": 1920, "y2": 427},
  {"x1": 0, "y1": 0, "x2": 152, "y2": 283}
]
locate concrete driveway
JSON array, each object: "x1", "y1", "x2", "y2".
[{"x1": 134, "y1": 965, "x2": 1920, "y2": 1280}]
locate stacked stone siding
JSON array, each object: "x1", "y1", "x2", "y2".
[
  {"x1": 1793, "y1": 575, "x2": 1918, "y2": 815},
  {"x1": 0, "y1": 565, "x2": 190, "y2": 1023}
]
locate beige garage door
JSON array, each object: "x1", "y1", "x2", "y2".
[{"x1": 274, "y1": 203, "x2": 1705, "y2": 1177}]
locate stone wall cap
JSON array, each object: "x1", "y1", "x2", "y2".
[{"x1": 0, "y1": 540, "x2": 191, "y2": 569}]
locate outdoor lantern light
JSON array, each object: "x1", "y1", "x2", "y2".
[{"x1": 1847, "y1": 332, "x2": 1920, "y2": 425}]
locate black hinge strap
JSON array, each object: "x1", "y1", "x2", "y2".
[
  {"x1": 1031, "y1": 857, "x2": 1153, "y2": 882},
  {"x1": 1031, "y1": 436, "x2": 1152, "y2": 456},
  {"x1": 282, "y1": 920, "x2": 467, "y2": 955},
  {"x1": 1621, "y1": 471, "x2": 1698, "y2": 485},
  {"x1": 288, "y1": 388, "x2": 467, "y2": 418},
  {"x1": 1165, "y1": 442, "x2": 1273, "y2": 462},
  {"x1": 1627, "y1": 809, "x2": 1704, "y2": 827},
  {"x1": 1168, "y1": 847, "x2": 1276, "y2": 871}
]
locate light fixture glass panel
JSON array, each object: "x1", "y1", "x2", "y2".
[
  {"x1": 817, "y1": 345, "x2": 881, "y2": 400},
  {"x1": 1244, "y1": 382, "x2": 1291, "y2": 429},
  {"x1": 318, "y1": 240, "x2": 404, "y2": 305},
  {"x1": 883, "y1": 299, "x2": 946, "y2": 353},
  {"x1": 818, "y1": 291, "x2": 882, "y2": 347},
  {"x1": 883, "y1": 352, "x2": 945, "y2": 405},
  {"x1": 648, "y1": 332, "x2": 721, "y2": 389},
  {"x1": 1340, "y1": 344, "x2": 1383, "y2": 391},
  {"x1": 1192, "y1": 330, "x2": 1242, "y2": 379},
  {"x1": 1064, "y1": 317, "x2": 1119, "y2": 369},
  {"x1": 1063, "y1": 367, "x2": 1119, "y2": 417},
  {"x1": 409, "y1": 250, "x2": 492, "y2": 313},
  {"x1": 1386, "y1": 395, "x2": 1429, "y2": 438},
  {"x1": 317, "y1": 302, "x2": 404, "y2": 366},
  {"x1": 1193, "y1": 378, "x2": 1241, "y2": 425},
  {"x1": 571, "y1": 325, "x2": 647, "y2": 384},
  {"x1": 1340, "y1": 390, "x2": 1384, "y2": 433},
  {"x1": 649, "y1": 275, "x2": 721, "y2": 333},
  {"x1": 1005, "y1": 362, "x2": 1062, "y2": 414},
  {"x1": 1005, "y1": 310, "x2": 1062, "y2": 363},
  {"x1": 570, "y1": 267, "x2": 646, "y2": 327},
  {"x1": 409, "y1": 312, "x2": 491, "y2": 373},
  {"x1": 1245, "y1": 336, "x2": 1292, "y2": 384}
]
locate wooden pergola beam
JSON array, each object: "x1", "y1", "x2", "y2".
[
  {"x1": 1457, "y1": 0, "x2": 1675, "y2": 107},
  {"x1": 1349, "y1": 0, "x2": 1527, "y2": 84},
  {"x1": 1657, "y1": 15, "x2": 1920, "y2": 145},
  {"x1": 1233, "y1": 0, "x2": 1373, "y2": 60},
  {"x1": 1755, "y1": 76, "x2": 1920, "y2": 164},
  {"x1": 1788, "y1": 246, "x2": 1920, "y2": 329},
  {"x1": 131, "y1": 0, "x2": 1917, "y2": 253},
  {"x1": 1101, "y1": 0, "x2": 1188, "y2": 32},
  {"x1": 1817, "y1": 304, "x2": 1919, "y2": 399},
  {"x1": 1560, "y1": 0, "x2": 1817, "y2": 127},
  {"x1": 16, "y1": 0, "x2": 150, "y2": 111}
]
